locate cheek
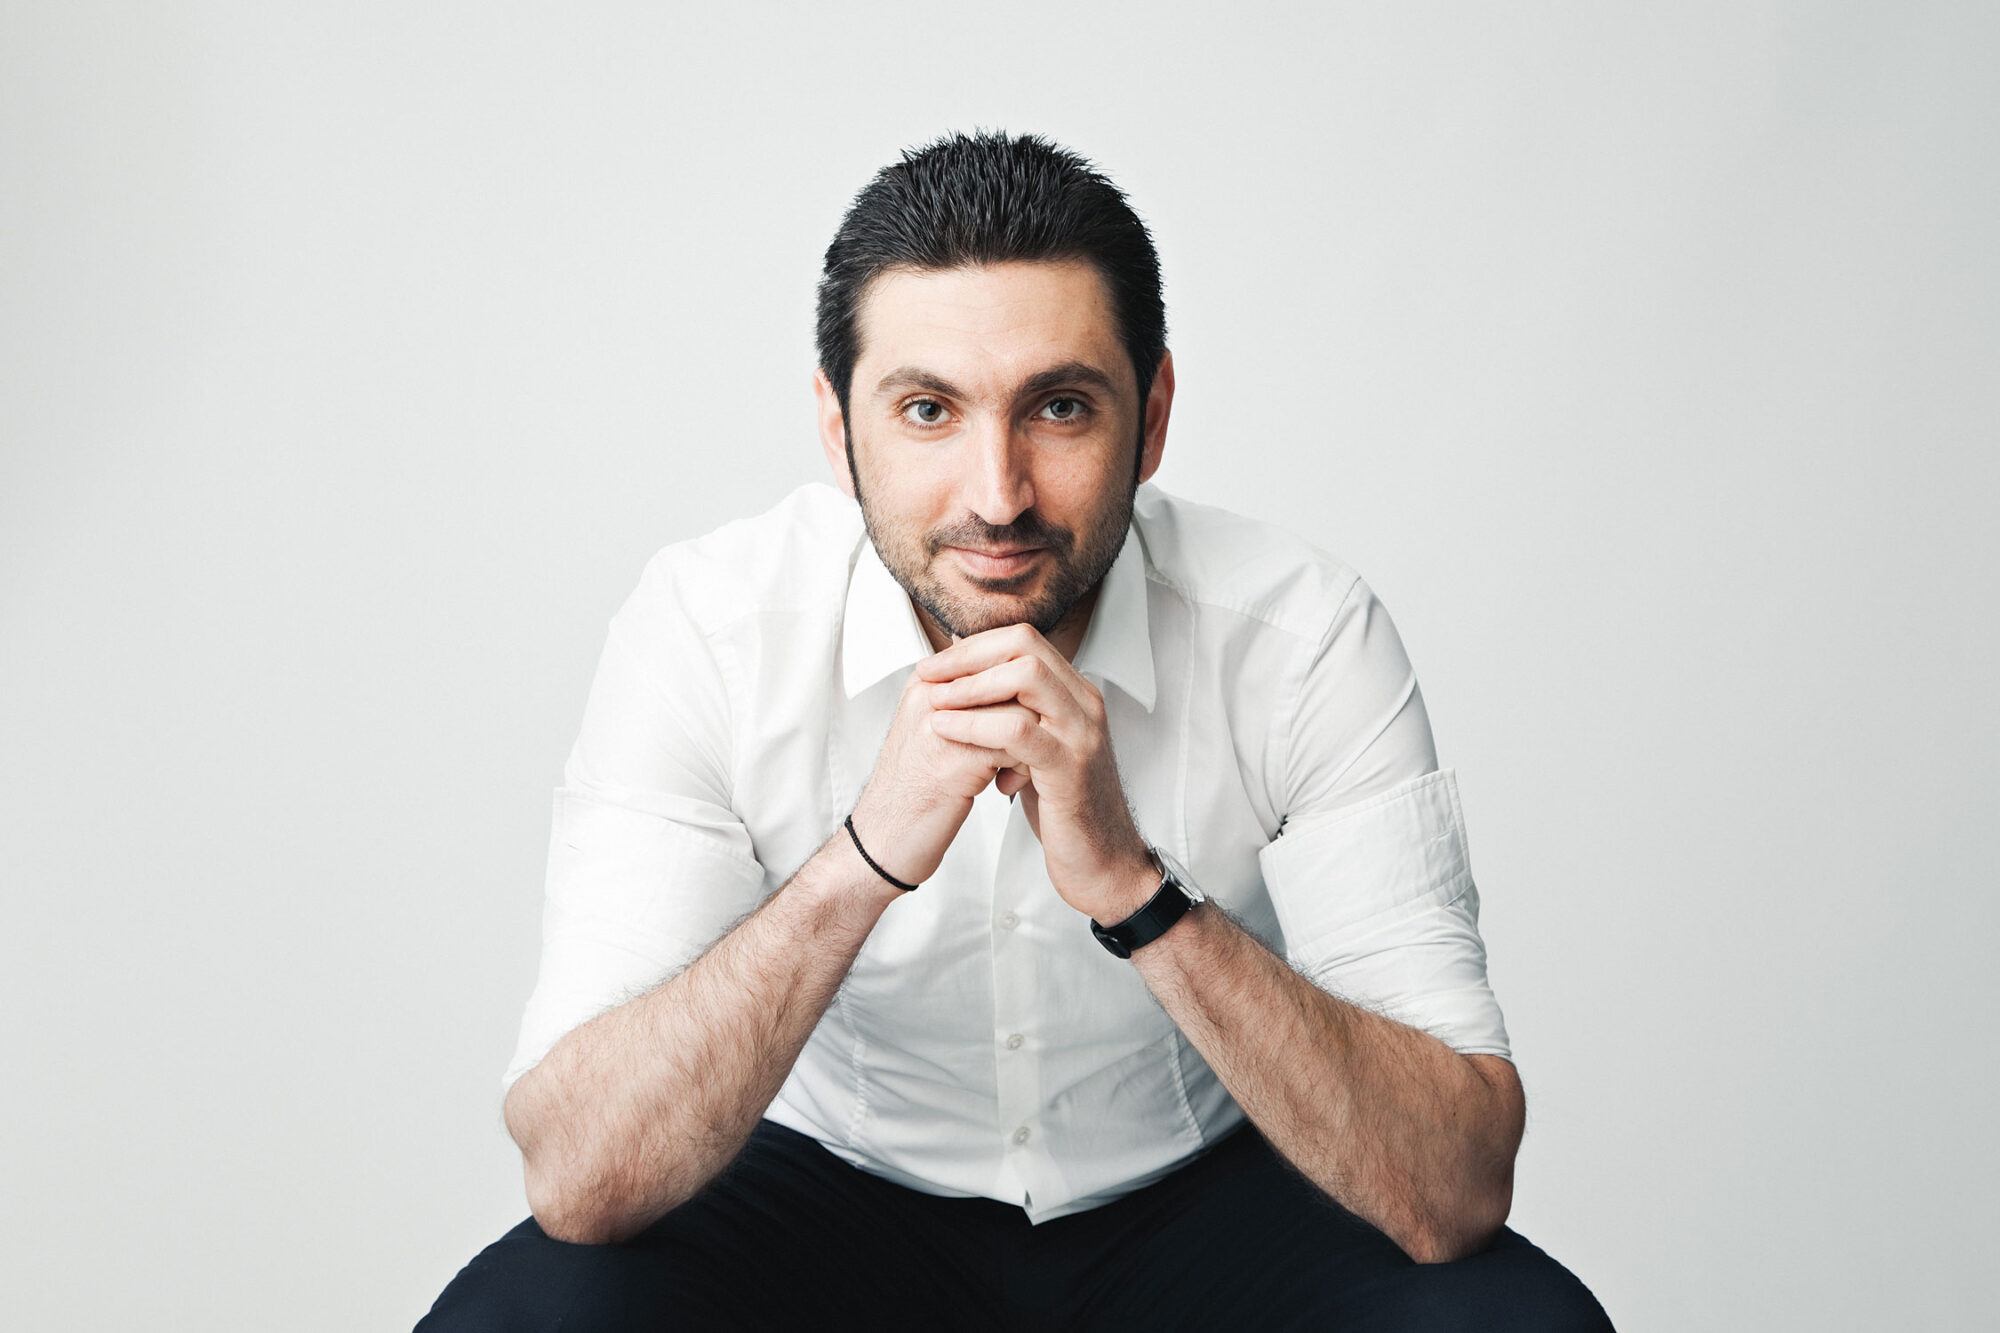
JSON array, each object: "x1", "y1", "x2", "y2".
[
  {"x1": 1039, "y1": 456, "x2": 1127, "y2": 518},
  {"x1": 862, "y1": 461, "x2": 956, "y2": 537}
]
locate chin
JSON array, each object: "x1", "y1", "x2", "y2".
[
  {"x1": 927, "y1": 589, "x2": 1060, "y2": 640},
  {"x1": 945, "y1": 605, "x2": 1034, "y2": 638}
]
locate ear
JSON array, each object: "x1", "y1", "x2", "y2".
[
  {"x1": 1136, "y1": 349, "x2": 1174, "y2": 486},
  {"x1": 813, "y1": 368, "x2": 856, "y2": 500}
]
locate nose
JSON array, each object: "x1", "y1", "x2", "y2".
[{"x1": 964, "y1": 415, "x2": 1035, "y2": 528}]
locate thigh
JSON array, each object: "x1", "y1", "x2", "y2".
[
  {"x1": 1049, "y1": 1126, "x2": 1410, "y2": 1329},
  {"x1": 416, "y1": 1121, "x2": 994, "y2": 1333},
  {"x1": 1045, "y1": 1127, "x2": 1609, "y2": 1332},
  {"x1": 414, "y1": 1214, "x2": 699, "y2": 1333}
]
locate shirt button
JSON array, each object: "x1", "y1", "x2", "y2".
[
  {"x1": 1005, "y1": 1033, "x2": 1024, "y2": 1050},
  {"x1": 999, "y1": 911, "x2": 1020, "y2": 930},
  {"x1": 1012, "y1": 1126, "x2": 1031, "y2": 1145}
]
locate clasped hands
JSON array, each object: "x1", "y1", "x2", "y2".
[{"x1": 847, "y1": 624, "x2": 1159, "y2": 925}]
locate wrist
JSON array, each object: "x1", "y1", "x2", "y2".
[
  {"x1": 845, "y1": 813, "x2": 923, "y2": 892},
  {"x1": 803, "y1": 827, "x2": 907, "y2": 921},
  {"x1": 1096, "y1": 850, "x2": 1167, "y2": 923},
  {"x1": 846, "y1": 785, "x2": 949, "y2": 887},
  {"x1": 1090, "y1": 846, "x2": 1204, "y2": 960}
]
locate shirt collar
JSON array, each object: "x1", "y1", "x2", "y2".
[
  {"x1": 1069, "y1": 524, "x2": 1156, "y2": 712},
  {"x1": 841, "y1": 523, "x2": 1156, "y2": 712},
  {"x1": 841, "y1": 536, "x2": 934, "y2": 698}
]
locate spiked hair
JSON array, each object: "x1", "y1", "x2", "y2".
[{"x1": 815, "y1": 131, "x2": 1168, "y2": 418}]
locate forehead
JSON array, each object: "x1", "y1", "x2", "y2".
[{"x1": 853, "y1": 260, "x2": 1127, "y2": 395}]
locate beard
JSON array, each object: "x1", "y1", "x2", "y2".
[{"x1": 852, "y1": 464, "x2": 1136, "y2": 642}]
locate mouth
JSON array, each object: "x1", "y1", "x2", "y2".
[{"x1": 947, "y1": 546, "x2": 1046, "y2": 580}]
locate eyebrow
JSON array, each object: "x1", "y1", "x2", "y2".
[
  {"x1": 870, "y1": 360, "x2": 1123, "y2": 402},
  {"x1": 1020, "y1": 361, "x2": 1121, "y2": 399},
  {"x1": 872, "y1": 367, "x2": 962, "y2": 398}
]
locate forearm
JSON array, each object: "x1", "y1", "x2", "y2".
[
  {"x1": 503, "y1": 831, "x2": 899, "y2": 1244},
  {"x1": 1132, "y1": 902, "x2": 1523, "y2": 1263}
]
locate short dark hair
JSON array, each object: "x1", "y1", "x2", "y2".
[{"x1": 816, "y1": 131, "x2": 1167, "y2": 419}]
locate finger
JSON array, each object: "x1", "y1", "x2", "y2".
[
  {"x1": 920, "y1": 720, "x2": 1020, "y2": 776},
  {"x1": 996, "y1": 765, "x2": 1030, "y2": 798},
  {"x1": 946, "y1": 742, "x2": 1019, "y2": 777},
  {"x1": 928, "y1": 703, "x2": 1064, "y2": 767},
  {"x1": 928, "y1": 653, "x2": 1088, "y2": 722},
  {"x1": 916, "y1": 622, "x2": 1065, "y2": 683}
]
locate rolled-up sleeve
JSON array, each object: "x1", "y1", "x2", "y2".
[
  {"x1": 503, "y1": 551, "x2": 769, "y2": 1092},
  {"x1": 1256, "y1": 579, "x2": 1510, "y2": 1058}
]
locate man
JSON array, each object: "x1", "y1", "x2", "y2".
[{"x1": 421, "y1": 132, "x2": 1611, "y2": 1330}]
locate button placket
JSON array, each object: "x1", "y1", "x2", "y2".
[{"x1": 989, "y1": 797, "x2": 1044, "y2": 1172}]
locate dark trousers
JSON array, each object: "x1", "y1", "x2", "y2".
[{"x1": 419, "y1": 1120, "x2": 1612, "y2": 1331}]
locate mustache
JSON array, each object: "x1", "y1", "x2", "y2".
[{"x1": 925, "y1": 510, "x2": 1074, "y2": 557}]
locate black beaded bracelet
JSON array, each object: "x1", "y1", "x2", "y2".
[{"x1": 844, "y1": 814, "x2": 919, "y2": 892}]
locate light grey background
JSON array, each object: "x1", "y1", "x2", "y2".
[{"x1": 4, "y1": 3, "x2": 1994, "y2": 1328}]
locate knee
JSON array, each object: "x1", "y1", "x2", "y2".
[
  {"x1": 417, "y1": 1217, "x2": 700, "y2": 1333},
  {"x1": 1338, "y1": 1231, "x2": 1614, "y2": 1333},
  {"x1": 416, "y1": 1219, "x2": 576, "y2": 1332}
]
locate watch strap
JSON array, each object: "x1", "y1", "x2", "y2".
[{"x1": 1091, "y1": 853, "x2": 1198, "y2": 959}]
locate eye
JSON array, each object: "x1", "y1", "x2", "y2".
[
  {"x1": 1040, "y1": 396, "x2": 1087, "y2": 423},
  {"x1": 901, "y1": 398, "x2": 950, "y2": 428}
]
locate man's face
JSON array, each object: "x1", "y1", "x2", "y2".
[{"x1": 816, "y1": 259, "x2": 1171, "y2": 651}]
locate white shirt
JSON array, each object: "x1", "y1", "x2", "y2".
[{"x1": 506, "y1": 482, "x2": 1509, "y2": 1223}]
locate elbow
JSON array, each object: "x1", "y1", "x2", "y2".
[
  {"x1": 519, "y1": 1133, "x2": 673, "y2": 1245},
  {"x1": 1404, "y1": 1231, "x2": 1487, "y2": 1267},
  {"x1": 1407, "y1": 1113, "x2": 1519, "y2": 1263},
  {"x1": 524, "y1": 1172, "x2": 594, "y2": 1244},
  {"x1": 524, "y1": 1163, "x2": 639, "y2": 1246},
  {"x1": 1424, "y1": 1129, "x2": 1521, "y2": 1261},
  {"x1": 1400, "y1": 1053, "x2": 1522, "y2": 1263},
  {"x1": 1404, "y1": 1176, "x2": 1514, "y2": 1264},
  {"x1": 505, "y1": 1073, "x2": 646, "y2": 1246},
  {"x1": 517, "y1": 1133, "x2": 608, "y2": 1244},
  {"x1": 512, "y1": 1121, "x2": 703, "y2": 1246}
]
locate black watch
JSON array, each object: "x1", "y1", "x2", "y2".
[{"x1": 1090, "y1": 848, "x2": 1205, "y2": 959}]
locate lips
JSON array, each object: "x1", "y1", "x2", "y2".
[{"x1": 950, "y1": 546, "x2": 1045, "y2": 579}]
